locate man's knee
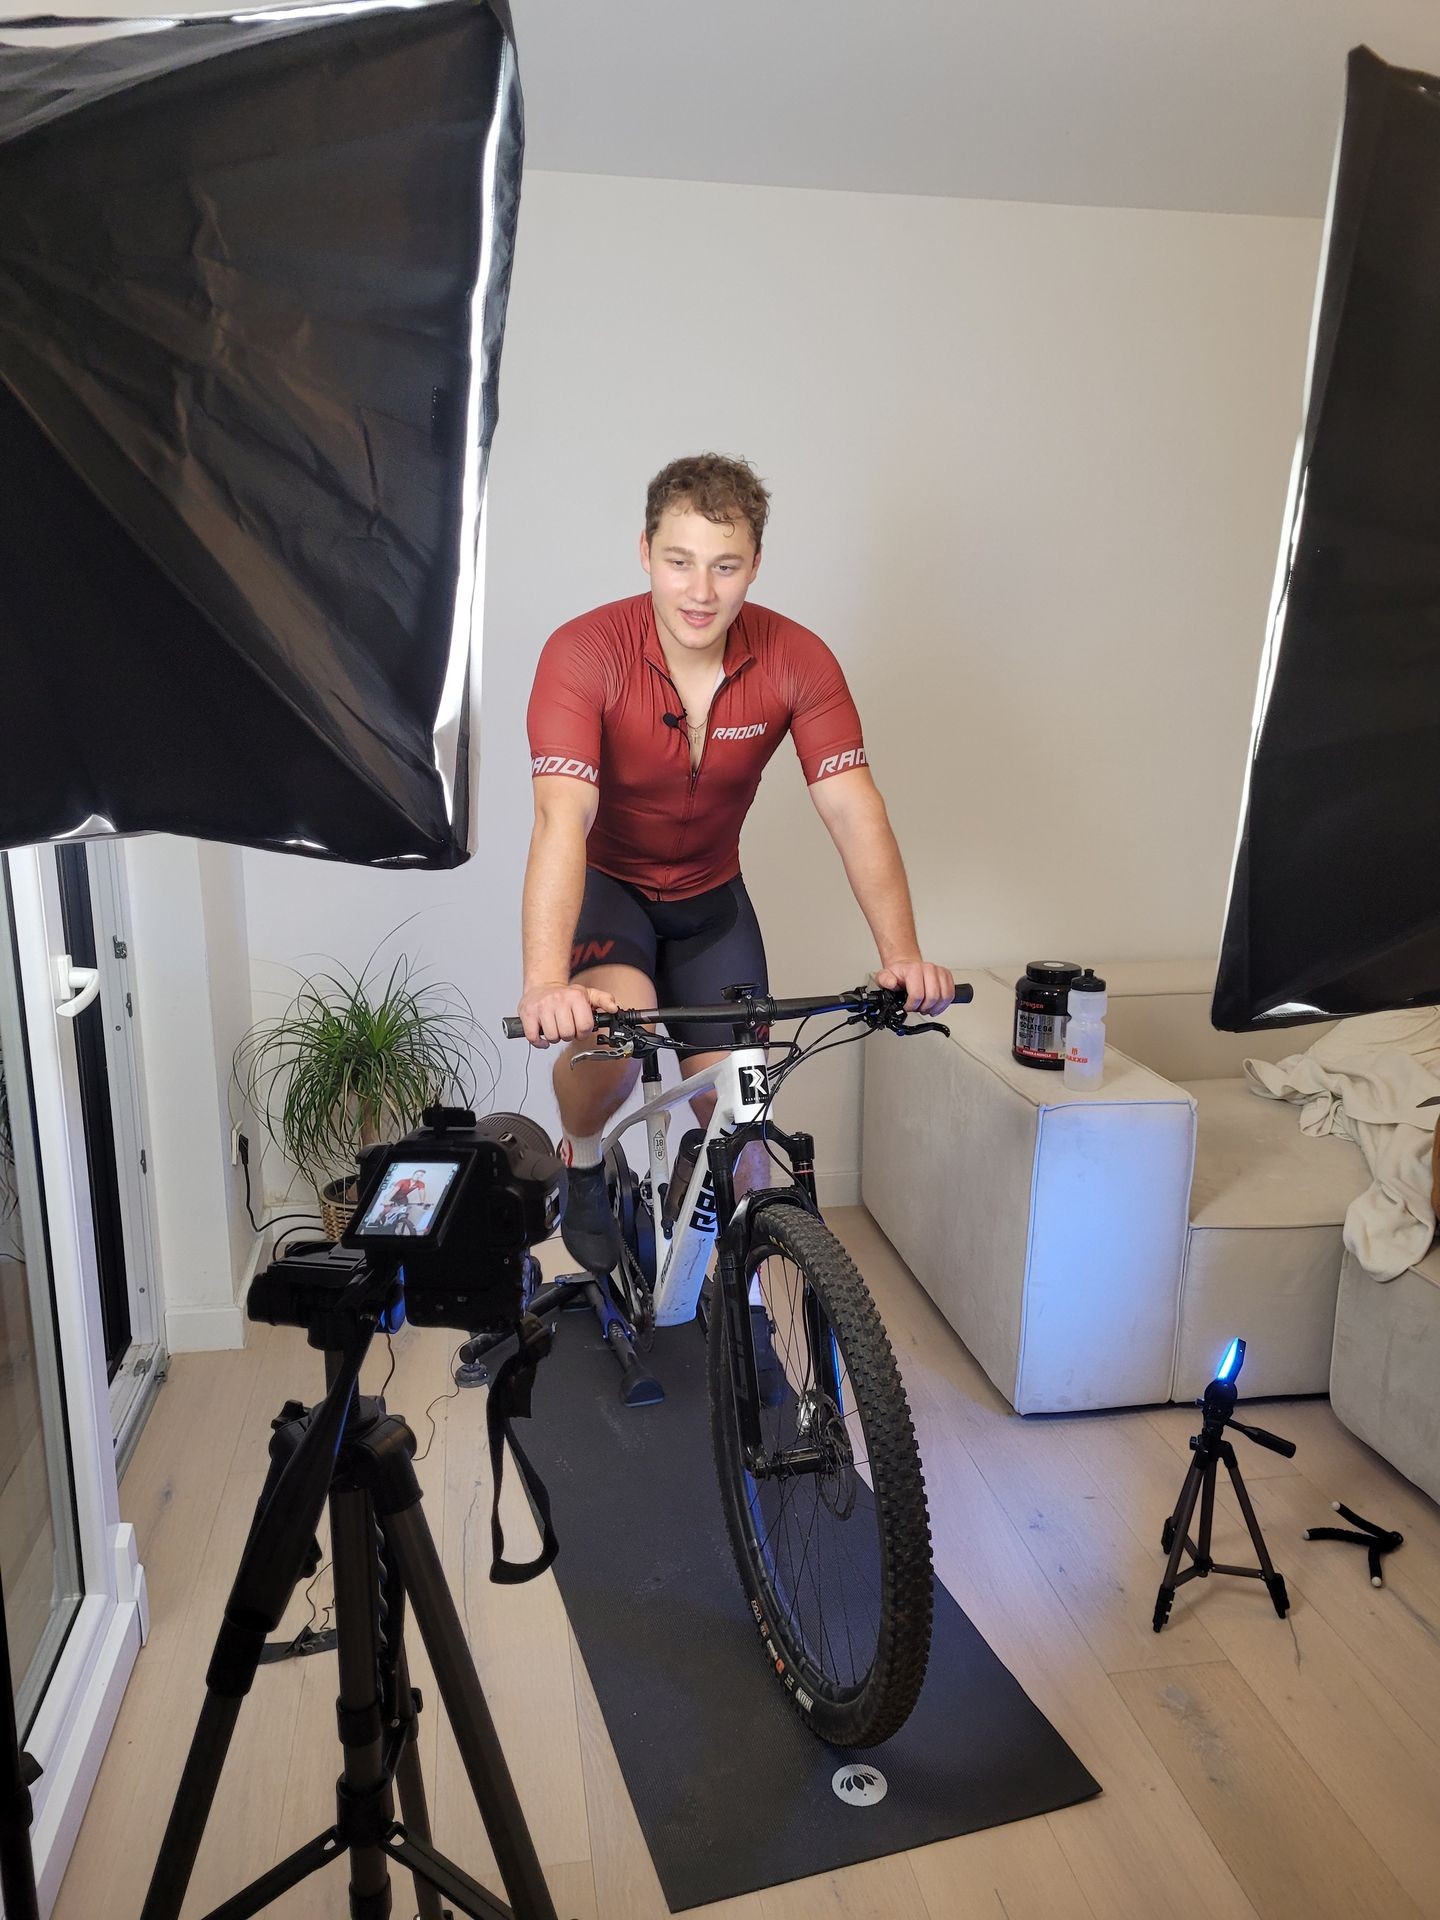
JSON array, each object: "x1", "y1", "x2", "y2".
[
  {"x1": 555, "y1": 963, "x2": 655, "y2": 1135},
  {"x1": 553, "y1": 1042, "x2": 637, "y2": 1109}
]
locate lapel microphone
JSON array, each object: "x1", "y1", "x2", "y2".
[{"x1": 662, "y1": 711, "x2": 683, "y2": 729}]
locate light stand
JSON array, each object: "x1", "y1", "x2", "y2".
[{"x1": 1153, "y1": 1339, "x2": 1294, "y2": 1632}]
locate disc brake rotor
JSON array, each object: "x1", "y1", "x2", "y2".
[{"x1": 815, "y1": 1402, "x2": 858, "y2": 1519}]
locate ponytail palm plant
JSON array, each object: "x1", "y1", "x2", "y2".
[{"x1": 234, "y1": 947, "x2": 483, "y2": 1209}]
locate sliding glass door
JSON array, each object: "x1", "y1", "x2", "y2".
[
  {"x1": 0, "y1": 846, "x2": 146, "y2": 1908},
  {"x1": 54, "y1": 840, "x2": 164, "y2": 1460},
  {"x1": 0, "y1": 858, "x2": 84, "y2": 1733}
]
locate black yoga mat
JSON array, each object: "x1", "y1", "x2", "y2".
[{"x1": 522, "y1": 1307, "x2": 1101, "y2": 1910}]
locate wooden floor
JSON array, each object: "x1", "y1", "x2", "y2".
[{"x1": 50, "y1": 1209, "x2": 1440, "y2": 1920}]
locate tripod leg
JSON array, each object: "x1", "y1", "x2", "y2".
[
  {"x1": 142, "y1": 1340, "x2": 370, "y2": 1920},
  {"x1": 1195, "y1": 1450, "x2": 1218, "y2": 1564},
  {"x1": 329, "y1": 1484, "x2": 397, "y2": 1915},
  {"x1": 390, "y1": 1636, "x2": 447, "y2": 1920},
  {"x1": 381, "y1": 1503, "x2": 560, "y2": 1920},
  {"x1": 0, "y1": 1571, "x2": 40, "y2": 1920},
  {"x1": 1224, "y1": 1454, "x2": 1289, "y2": 1617},
  {"x1": 1154, "y1": 1459, "x2": 1207, "y2": 1632}
]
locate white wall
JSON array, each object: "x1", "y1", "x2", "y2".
[
  {"x1": 125, "y1": 835, "x2": 260, "y2": 1349},
  {"x1": 243, "y1": 169, "x2": 1322, "y2": 1196}
]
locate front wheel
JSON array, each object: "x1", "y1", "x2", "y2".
[{"x1": 708, "y1": 1201, "x2": 933, "y2": 1747}]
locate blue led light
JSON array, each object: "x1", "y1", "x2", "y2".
[{"x1": 1216, "y1": 1337, "x2": 1244, "y2": 1383}]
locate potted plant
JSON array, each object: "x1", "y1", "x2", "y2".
[{"x1": 234, "y1": 944, "x2": 486, "y2": 1237}]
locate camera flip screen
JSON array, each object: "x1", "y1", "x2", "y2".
[{"x1": 355, "y1": 1160, "x2": 462, "y2": 1238}]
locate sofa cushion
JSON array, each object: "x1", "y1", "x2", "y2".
[
  {"x1": 1331, "y1": 1245, "x2": 1440, "y2": 1505},
  {"x1": 1182, "y1": 1076, "x2": 1370, "y2": 1228},
  {"x1": 1176, "y1": 1225, "x2": 1341, "y2": 1398}
]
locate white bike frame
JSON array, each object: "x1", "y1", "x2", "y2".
[{"x1": 599, "y1": 1042, "x2": 778, "y2": 1327}]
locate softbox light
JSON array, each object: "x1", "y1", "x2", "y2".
[
  {"x1": 1214, "y1": 46, "x2": 1440, "y2": 1028},
  {"x1": 0, "y1": 0, "x2": 521, "y2": 867}
]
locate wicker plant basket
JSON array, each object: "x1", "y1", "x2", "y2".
[{"x1": 320, "y1": 1175, "x2": 359, "y2": 1242}]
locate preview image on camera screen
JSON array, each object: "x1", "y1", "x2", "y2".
[{"x1": 358, "y1": 1160, "x2": 460, "y2": 1237}]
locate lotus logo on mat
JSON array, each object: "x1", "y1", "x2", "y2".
[{"x1": 831, "y1": 1765, "x2": 888, "y2": 1807}]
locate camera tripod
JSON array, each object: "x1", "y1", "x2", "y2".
[
  {"x1": 140, "y1": 1281, "x2": 565, "y2": 1920},
  {"x1": 1154, "y1": 1339, "x2": 1294, "y2": 1632}
]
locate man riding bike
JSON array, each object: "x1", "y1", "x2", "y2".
[{"x1": 517, "y1": 452, "x2": 953, "y2": 1273}]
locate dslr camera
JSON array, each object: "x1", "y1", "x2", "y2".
[{"x1": 250, "y1": 1107, "x2": 563, "y2": 1335}]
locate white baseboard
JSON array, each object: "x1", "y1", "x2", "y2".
[
  {"x1": 165, "y1": 1229, "x2": 264, "y2": 1352},
  {"x1": 816, "y1": 1169, "x2": 860, "y2": 1209},
  {"x1": 165, "y1": 1299, "x2": 248, "y2": 1352}
]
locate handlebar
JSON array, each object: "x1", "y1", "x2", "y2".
[{"x1": 501, "y1": 979, "x2": 972, "y2": 1042}]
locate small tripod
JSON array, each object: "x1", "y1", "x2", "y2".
[
  {"x1": 1154, "y1": 1338, "x2": 1294, "y2": 1631},
  {"x1": 140, "y1": 1271, "x2": 565, "y2": 1920}
]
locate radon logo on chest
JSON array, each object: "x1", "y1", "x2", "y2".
[{"x1": 712, "y1": 723, "x2": 767, "y2": 741}]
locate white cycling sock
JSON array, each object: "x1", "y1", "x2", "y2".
[{"x1": 563, "y1": 1132, "x2": 603, "y2": 1170}]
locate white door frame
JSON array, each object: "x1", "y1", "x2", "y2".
[
  {"x1": 4, "y1": 845, "x2": 147, "y2": 1911},
  {"x1": 84, "y1": 839, "x2": 167, "y2": 1454}
]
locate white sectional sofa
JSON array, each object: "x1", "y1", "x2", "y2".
[
  {"x1": 861, "y1": 960, "x2": 1366, "y2": 1405},
  {"x1": 864, "y1": 958, "x2": 1440, "y2": 1503}
]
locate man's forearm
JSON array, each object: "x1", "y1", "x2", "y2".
[
  {"x1": 521, "y1": 814, "x2": 587, "y2": 991},
  {"x1": 825, "y1": 789, "x2": 923, "y2": 966}
]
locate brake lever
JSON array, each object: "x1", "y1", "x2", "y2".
[
  {"x1": 570, "y1": 1037, "x2": 635, "y2": 1065},
  {"x1": 895, "y1": 1019, "x2": 951, "y2": 1038}
]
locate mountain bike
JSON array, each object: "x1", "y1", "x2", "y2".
[{"x1": 506, "y1": 978, "x2": 969, "y2": 1747}]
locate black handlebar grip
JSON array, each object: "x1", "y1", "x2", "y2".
[
  {"x1": 952, "y1": 982, "x2": 974, "y2": 1003},
  {"x1": 502, "y1": 1016, "x2": 525, "y2": 1040}
]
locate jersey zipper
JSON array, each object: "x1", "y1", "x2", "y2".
[
  {"x1": 688, "y1": 673, "x2": 729, "y2": 790},
  {"x1": 649, "y1": 658, "x2": 743, "y2": 890}
]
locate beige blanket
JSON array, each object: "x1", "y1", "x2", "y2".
[{"x1": 1245, "y1": 1006, "x2": 1440, "y2": 1281}]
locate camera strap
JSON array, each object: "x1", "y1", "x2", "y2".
[{"x1": 486, "y1": 1311, "x2": 560, "y2": 1585}]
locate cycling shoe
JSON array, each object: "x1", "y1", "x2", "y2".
[{"x1": 561, "y1": 1160, "x2": 623, "y2": 1275}]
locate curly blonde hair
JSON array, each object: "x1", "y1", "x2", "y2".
[{"x1": 645, "y1": 452, "x2": 770, "y2": 553}]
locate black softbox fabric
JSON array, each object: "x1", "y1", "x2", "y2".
[
  {"x1": 0, "y1": 1, "x2": 521, "y2": 867},
  {"x1": 1214, "y1": 46, "x2": 1440, "y2": 1028}
]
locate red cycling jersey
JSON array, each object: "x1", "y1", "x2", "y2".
[{"x1": 527, "y1": 594, "x2": 867, "y2": 899}]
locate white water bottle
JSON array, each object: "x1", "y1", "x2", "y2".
[{"x1": 1063, "y1": 971, "x2": 1107, "y2": 1090}]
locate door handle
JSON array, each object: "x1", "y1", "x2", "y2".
[{"x1": 55, "y1": 955, "x2": 101, "y2": 1018}]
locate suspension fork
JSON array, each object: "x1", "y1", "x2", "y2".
[{"x1": 709, "y1": 1127, "x2": 825, "y2": 1469}]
